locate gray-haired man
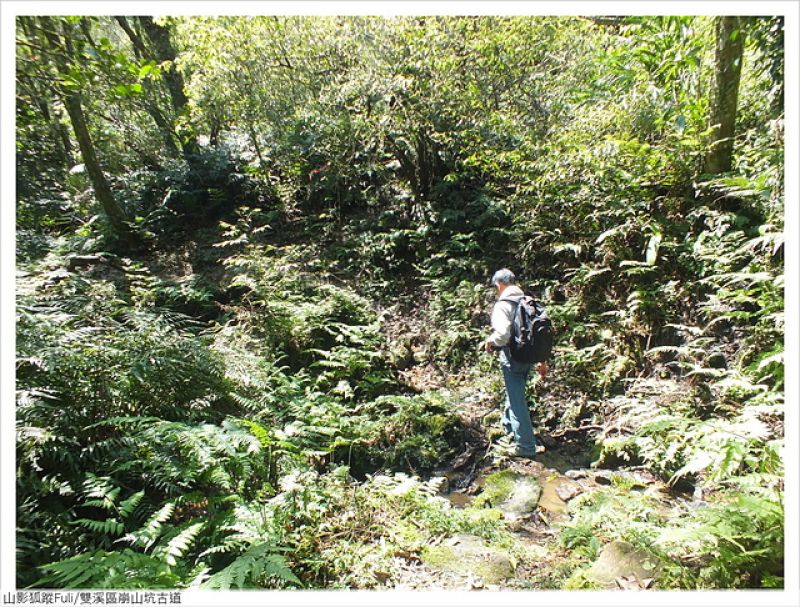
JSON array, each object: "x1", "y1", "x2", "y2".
[{"x1": 484, "y1": 269, "x2": 547, "y2": 459}]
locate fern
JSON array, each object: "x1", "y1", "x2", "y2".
[
  {"x1": 654, "y1": 480, "x2": 783, "y2": 587},
  {"x1": 158, "y1": 522, "x2": 205, "y2": 567},
  {"x1": 75, "y1": 518, "x2": 125, "y2": 536},
  {"x1": 119, "y1": 491, "x2": 145, "y2": 518},
  {"x1": 202, "y1": 543, "x2": 300, "y2": 589},
  {"x1": 37, "y1": 549, "x2": 180, "y2": 589},
  {"x1": 120, "y1": 502, "x2": 175, "y2": 550}
]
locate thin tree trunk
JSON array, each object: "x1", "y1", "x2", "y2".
[
  {"x1": 18, "y1": 67, "x2": 75, "y2": 169},
  {"x1": 62, "y1": 93, "x2": 131, "y2": 239},
  {"x1": 143, "y1": 101, "x2": 181, "y2": 156},
  {"x1": 209, "y1": 116, "x2": 221, "y2": 146},
  {"x1": 138, "y1": 17, "x2": 199, "y2": 159},
  {"x1": 248, "y1": 125, "x2": 265, "y2": 165},
  {"x1": 33, "y1": 92, "x2": 74, "y2": 168},
  {"x1": 115, "y1": 16, "x2": 181, "y2": 157},
  {"x1": 53, "y1": 102, "x2": 75, "y2": 167},
  {"x1": 39, "y1": 17, "x2": 134, "y2": 242},
  {"x1": 114, "y1": 16, "x2": 147, "y2": 57},
  {"x1": 415, "y1": 130, "x2": 430, "y2": 200},
  {"x1": 386, "y1": 133, "x2": 421, "y2": 202},
  {"x1": 704, "y1": 16, "x2": 746, "y2": 175}
]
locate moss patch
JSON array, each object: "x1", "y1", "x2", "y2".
[
  {"x1": 422, "y1": 545, "x2": 459, "y2": 568},
  {"x1": 389, "y1": 519, "x2": 426, "y2": 550},
  {"x1": 473, "y1": 470, "x2": 541, "y2": 518},
  {"x1": 474, "y1": 470, "x2": 518, "y2": 507},
  {"x1": 421, "y1": 534, "x2": 515, "y2": 584}
]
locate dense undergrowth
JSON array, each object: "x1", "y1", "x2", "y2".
[
  {"x1": 15, "y1": 15, "x2": 784, "y2": 590},
  {"x1": 17, "y1": 229, "x2": 468, "y2": 588}
]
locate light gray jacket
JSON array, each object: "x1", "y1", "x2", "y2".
[{"x1": 487, "y1": 285, "x2": 525, "y2": 348}]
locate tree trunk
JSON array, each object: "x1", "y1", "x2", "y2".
[
  {"x1": 248, "y1": 125, "x2": 265, "y2": 165},
  {"x1": 415, "y1": 130, "x2": 431, "y2": 200},
  {"x1": 115, "y1": 16, "x2": 182, "y2": 157},
  {"x1": 18, "y1": 63, "x2": 75, "y2": 169},
  {"x1": 62, "y1": 93, "x2": 132, "y2": 239},
  {"x1": 138, "y1": 17, "x2": 199, "y2": 159},
  {"x1": 32, "y1": 90, "x2": 74, "y2": 168},
  {"x1": 144, "y1": 101, "x2": 182, "y2": 157},
  {"x1": 53, "y1": 102, "x2": 75, "y2": 167},
  {"x1": 703, "y1": 16, "x2": 746, "y2": 175},
  {"x1": 209, "y1": 116, "x2": 221, "y2": 147},
  {"x1": 39, "y1": 17, "x2": 134, "y2": 243}
]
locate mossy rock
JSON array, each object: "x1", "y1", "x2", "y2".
[
  {"x1": 473, "y1": 470, "x2": 541, "y2": 519},
  {"x1": 585, "y1": 540, "x2": 660, "y2": 589},
  {"x1": 482, "y1": 410, "x2": 502, "y2": 427},
  {"x1": 486, "y1": 426, "x2": 505, "y2": 441},
  {"x1": 421, "y1": 533, "x2": 515, "y2": 584}
]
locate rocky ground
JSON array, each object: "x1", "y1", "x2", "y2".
[{"x1": 375, "y1": 378, "x2": 689, "y2": 591}]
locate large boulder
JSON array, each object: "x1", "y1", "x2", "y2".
[
  {"x1": 473, "y1": 470, "x2": 541, "y2": 520},
  {"x1": 585, "y1": 540, "x2": 660, "y2": 589}
]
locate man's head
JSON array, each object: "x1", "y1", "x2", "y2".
[{"x1": 491, "y1": 268, "x2": 516, "y2": 293}]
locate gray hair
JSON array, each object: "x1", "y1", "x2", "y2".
[{"x1": 491, "y1": 268, "x2": 516, "y2": 287}]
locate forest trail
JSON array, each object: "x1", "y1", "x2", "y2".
[{"x1": 381, "y1": 380, "x2": 685, "y2": 590}]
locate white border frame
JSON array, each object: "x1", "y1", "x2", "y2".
[{"x1": 2, "y1": 2, "x2": 798, "y2": 606}]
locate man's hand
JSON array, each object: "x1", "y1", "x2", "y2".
[
  {"x1": 536, "y1": 361, "x2": 548, "y2": 379},
  {"x1": 485, "y1": 340, "x2": 495, "y2": 353}
]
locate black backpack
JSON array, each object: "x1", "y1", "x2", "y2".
[{"x1": 499, "y1": 295, "x2": 553, "y2": 364}]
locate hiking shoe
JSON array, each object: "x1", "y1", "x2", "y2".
[{"x1": 512, "y1": 449, "x2": 536, "y2": 460}]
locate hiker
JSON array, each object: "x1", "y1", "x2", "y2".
[{"x1": 484, "y1": 268, "x2": 548, "y2": 459}]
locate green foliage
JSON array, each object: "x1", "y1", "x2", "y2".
[
  {"x1": 288, "y1": 470, "x2": 518, "y2": 587},
  {"x1": 654, "y1": 477, "x2": 783, "y2": 588},
  {"x1": 36, "y1": 480, "x2": 204, "y2": 589},
  {"x1": 15, "y1": 14, "x2": 784, "y2": 591},
  {"x1": 38, "y1": 549, "x2": 180, "y2": 589},
  {"x1": 559, "y1": 486, "x2": 665, "y2": 556},
  {"x1": 556, "y1": 474, "x2": 783, "y2": 589},
  {"x1": 355, "y1": 393, "x2": 462, "y2": 473},
  {"x1": 202, "y1": 543, "x2": 299, "y2": 589},
  {"x1": 124, "y1": 148, "x2": 263, "y2": 233},
  {"x1": 424, "y1": 279, "x2": 489, "y2": 369},
  {"x1": 100, "y1": 418, "x2": 268, "y2": 496},
  {"x1": 17, "y1": 273, "x2": 229, "y2": 428}
]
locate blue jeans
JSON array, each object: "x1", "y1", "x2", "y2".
[{"x1": 499, "y1": 350, "x2": 536, "y2": 455}]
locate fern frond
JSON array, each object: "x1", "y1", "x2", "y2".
[
  {"x1": 37, "y1": 549, "x2": 178, "y2": 589},
  {"x1": 81, "y1": 475, "x2": 120, "y2": 510},
  {"x1": 75, "y1": 517, "x2": 125, "y2": 536},
  {"x1": 202, "y1": 543, "x2": 299, "y2": 589},
  {"x1": 119, "y1": 491, "x2": 145, "y2": 518},
  {"x1": 160, "y1": 522, "x2": 205, "y2": 567},
  {"x1": 120, "y1": 502, "x2": 175, "y2": 550}
]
